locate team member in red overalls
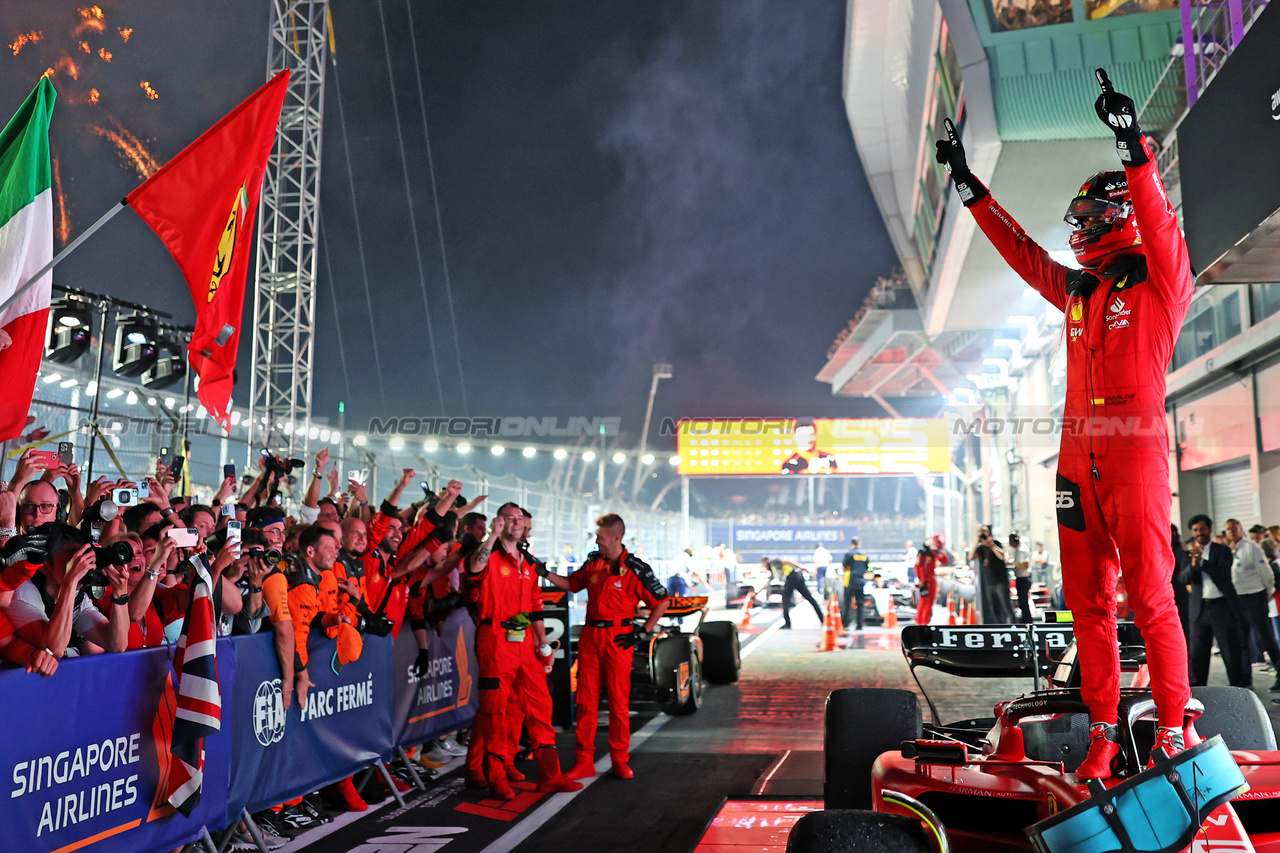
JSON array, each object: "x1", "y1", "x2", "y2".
[
  {"x1": 466, "y1": 503, "x2": 580, "y2": 800},
  {"x1": 913, "y1": 534, "x2": 950, "y2": 626},
  {"x1": 544, "y1": 513, "x2": 670, "y2": 780},
  {"x1": 936, "y1": 69, "x2": 1193, "y2": 778}
]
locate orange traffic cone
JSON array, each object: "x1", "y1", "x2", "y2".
[
  {"x1": 737, "y1": 593, "x2": 754, "y2": 629},
  {"x1": 818, "y1": 600, "x2": 837, "y2": 652},
  {"x1": 830, "y1": 597, "x2": 845, "y2": 633},
  {"x1": 883, "y1": 606, "x2": 898, "y2": 630},
  {"x1": 946, "y1": 594, "x2": 958, "y2": 626},
  {"x1": 967, "y1": 602, "x2": 978, "y2": 625}
]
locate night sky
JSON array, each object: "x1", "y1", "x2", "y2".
[{"x1": 1, "y1": 0, "x2": 897, "y2": 456}]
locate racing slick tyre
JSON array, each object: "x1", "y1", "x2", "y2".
[
  {"x1": 699, "y1": 621, "x2": 740, "y2": 684},
  {"x1": 655, "y1": 634, "x2": 703, "y2": 716},
  {"x1": 786, "y1": 810, "x2": 929, "y2": 853},
  {"x1": 824, "y1": 688, "x2": 921, "y2": 810},
  {"x1": 1192, "y1": 686, "x2": 1277, "y2": 750}
]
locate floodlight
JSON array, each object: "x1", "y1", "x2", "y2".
[
  {"x1": 112, "y1": 313, "x2": 158, "y2": 377},
  {"x1": 45, "y1": 297, "x2": 93, "y2": 363}
]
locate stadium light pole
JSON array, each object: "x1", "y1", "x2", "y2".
[{"x1": 632, "y1": 363, "x2": 672, "y2": 499}]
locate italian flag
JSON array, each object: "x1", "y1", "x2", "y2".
[{"x1": 0, "y1": 78, "x2": 56, "y2": 442}]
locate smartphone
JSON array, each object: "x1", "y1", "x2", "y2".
[
  {"x1": 112, "y1": 487, "x2": 139, "y2": 507},
  {"x1": 137, "y1": 480, "x2": 150, "y2": 499},
  {"x1": 29, "y1": 450, "x2": 58, "y2": 469},
  {"x1": 220, "y1": 502, "x2": 235, "y2": 518},
  {"x1": 226, "y1": 520, "x2": 242, "y2": 544},
  {"x1": 166, "y1": 527, "x2": 200, "y2": 548},
  {"x1": 58, "y1": 442, "x2": 73, "y2": 466},
  {"x1": 223, "y1": 463, "x2": 236, "y2": 481},
  {"x1": 170, "y1": 455, "x2": 185, "y2": 479},
  {"x1": 159, "y1": 446, "x2": 171, "y2": 466}
]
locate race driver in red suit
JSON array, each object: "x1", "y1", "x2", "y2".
[
  {"x1": 914, "y1": 534, "x2": 950, "y2": 626},
  {"x1": 466, "y1": 502, "x2": 580, "y2": 800},
  {"x1": 936, "y1": 69, "x2": 1192, "y2": 779},
  {"x1": 543, "y1": 513, "x2": 670, "y2": 780}
]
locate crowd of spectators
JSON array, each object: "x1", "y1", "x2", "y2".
[
  {"x1": 0, "y1": 428, "x2": 522, "y2": 850},
  {"x1": 1173, "y1": 516, "x2": 1280, "y2": 694}
]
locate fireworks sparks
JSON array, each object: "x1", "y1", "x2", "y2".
[
  {"x1": 10, "y1": 4, "x2": 161, "y2": 235},
  {"x1": 9, "y1": 31, "x2": 42, "y2": 56},
  {"x1": 73, "y1": 6, "x2": 106, "y2": 37},
  {"x1": 48, "y1": 56, "x2": 82, "y2": 80},
  {"x1": 51, "y1": 156, "x2": 70, "y2": 246},
  {"x1": 89, "y1": 118, "x2": 160, "y2": 179}
]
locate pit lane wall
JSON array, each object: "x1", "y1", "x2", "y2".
[{"x1": 0, "y1": 609, "x2": 477, "y2": 853}]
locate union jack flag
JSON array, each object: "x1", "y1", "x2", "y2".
[{"x1": 162, "y1": 553, "x2": 222, "y2": 817}]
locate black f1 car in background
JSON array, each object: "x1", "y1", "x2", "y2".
[{"x1": 569, "y1": 595, "x2": 741, "y2": 717}]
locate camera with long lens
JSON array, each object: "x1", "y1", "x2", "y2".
[
  {"x1": 83, "y1": 539, "x2": 134, "y2": 592},
  {"x1": 259, "y1": 448, "x2": 304, "y2": 478},
  {"x1": 247, "y1": 546, "x2": 284, "y2": 565}
]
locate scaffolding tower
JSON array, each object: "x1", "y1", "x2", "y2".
[{"x1": 248, "y1": 0, "x2": 329, "y2": 461}]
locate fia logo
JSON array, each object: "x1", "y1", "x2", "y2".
[{"x1": 1055, "y1": 491, "x2": 1076, "y2": 509}]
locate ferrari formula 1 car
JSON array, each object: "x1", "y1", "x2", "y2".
[
  {"x1": 571, "y1": 595, "x2": 741, "y2": 716},
  {"x1": 792, "y1": 618, "x2": 1280, "y2": 852}
]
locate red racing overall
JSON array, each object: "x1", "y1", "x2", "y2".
[
  {"x1": 968, "y1": 137, "x2": 1192, "y2": 726},
  {"x1": 471, "y1": 544, "x2": 557, "y2": 784},
  {"x1": 568, "y1": 549, "x2": 669, "y2": 766},
  {"x1": 914, "y1": 543, "x2": 950, "y2": 626}
]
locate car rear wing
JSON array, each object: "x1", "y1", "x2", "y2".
[{"x1": 901, "y1": 621, "x2": 1146, "y2": 723}]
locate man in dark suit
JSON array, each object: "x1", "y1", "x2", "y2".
[{"x1": 1179, "y1": 514, "x2": 1249, "y2": 687}]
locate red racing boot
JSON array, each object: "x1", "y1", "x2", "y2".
[
  {"x1": 504, "y1": 761, "x2": 525, "y2": 783},
  {"x1": 1075, "y1": 722, "x2": 1121, "y2": 781},
  {"x1": 1148, "y1": 726, "x2": 1186, "y2": 765},
  {"x1": 565, "y1": 751, "x2": 597, "y2": 780},
  {"x1": 486, "y1": 755, "x2": 515, "y2": 801},
  {"x1": 534, "y1": 746, "x2": 584, "y2": 793},
  {"x1": 610, "y1": 761, "x2": 634, "y2": 780}
]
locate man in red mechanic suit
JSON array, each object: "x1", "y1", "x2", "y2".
[
  {"x1": 466, "y1": 502, "x2": 580, "y2": 800},
  {"x1": 914, "y1": 534, "x2": 950, "y2": 626},
  {"x1": 936, "y1": 69, "x2": 1192, "y2": 779},
  {"x1": 543, "y1": 513, "x2": 670, "y2": 781}
]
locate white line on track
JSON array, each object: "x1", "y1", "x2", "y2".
[
  {"x1": 484, "y1": 615, "x2": 783, "y2": 852},
  {"x1": 481, "y1": 712, "x2": 671, "y2": 853}
]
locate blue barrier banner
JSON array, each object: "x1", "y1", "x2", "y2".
[
  {"x1": 392, "y1": 609, "x2": 477, "y2": 746},
  {"x1": 0, "y1": 641, "x2": 234, "y2": 853},
  {"x1": 225, "y1": 632, "x2": 394, "y2": 821}
]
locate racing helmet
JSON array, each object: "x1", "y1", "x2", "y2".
[
  {"x1": 1064, "y1": 171, "x2": 1141, "y2": 271},
  {"x1": 929, "y1": 533, "x2": 946, "y2": 550}
]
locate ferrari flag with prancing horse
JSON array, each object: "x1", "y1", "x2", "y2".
[{"x1": 126, "y1": 70, "x2": 289, "y2": 429}]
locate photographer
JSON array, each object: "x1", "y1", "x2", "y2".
[
  {"x1": 5, "y1": 522, "x2": 131, "y2": 657},
  {"x1": 230, "y1": 528, "x2": 275, "y2": 635},
  {"x1": 247, "y1": 506, "x2": 287, "y2": 554},
  {"x1": 971, "y1": 526, "x2": 1012, "y2": 624},
  {"x1": 93, "y1": 532, "x2": 172, "y2": 649}
]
